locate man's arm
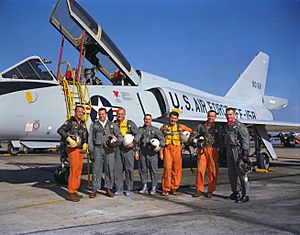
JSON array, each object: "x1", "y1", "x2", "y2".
[
  {"x1": 155, "y1": 127, "x2": 165, "y2": 148},
  {"x1": 133, "y1": 127, "x2": 143, "y2": 151},
  {"x1": 238, "y1": 123, "x2": 251, "y2": 158},
  {"x1": 181, "y1": 124, "x2": 193, "y2": 134},
  {"x1": 129, "y1": 120, "x2": 138, "y2": 136},
  {"x1": 82, "y1": 124, "x2": 88, "y2": 144},
  {"x1": 113, "y1": 123, "x2": 124, "y2": 144},
  {"x1": 57, "y1": 120, "x2": 72, "y2": 140},
  {"x1": 88, "y1": 124, "x2": 94, "y2": 154},
  {"x1": 217, "y1": 124, "x2": 225, "y2": 149}
]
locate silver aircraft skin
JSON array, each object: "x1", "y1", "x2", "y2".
[{"x1": 0, "y1": 0, "x2": 299, "y2": 162}]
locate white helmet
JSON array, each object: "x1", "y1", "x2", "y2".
[
  {"x1": 180, "y1": 131, "x2": 190, "y2": 143},
  {"x1": 150, "y1": 138, "x2": 160, "y2": 148},
  {"x1": 148, "y1": 138, "x2": 160, "y2": 151},
  {"x1": 123, "y1": 134, "x2": 134, "y2": 146}
]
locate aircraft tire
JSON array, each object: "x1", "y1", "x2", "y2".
[{"x1": 258, "y1": 152, "x2": 270, "y2": 169}]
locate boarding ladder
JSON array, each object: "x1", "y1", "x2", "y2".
[
  {"x1": 56, "y1": 34, "x2": 92, "y2": 186},
  {"x1": 58, "y1": 62, "x2": 91, "y2": 125},
  {"x1": 56, "y1": 34, "x2": 91, "y2": 126}
]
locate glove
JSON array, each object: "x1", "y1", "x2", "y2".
[
  {"x1": 82, "y1": 143, "x2": 88, "y2": 153},
  {"x1": 66, "y1": 136, "x2": 77, "y2": 148}
]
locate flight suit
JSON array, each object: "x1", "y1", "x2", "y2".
[
  {"x1": 224, "y1": 120, "x2": 251, "y2": 197},
  {"x1": 57, "y1": 117, "x2": 88, "y2": 194},
  {"x1": 114, "y1": 119, "x2": 138, "y2": 192},
  {"x1": 88, "y1": 120, "x2": 123, "y2": 191},
  {"x1": 135, "y1": 125, "x2": 165, "y2": 188},
  {"x1": 195, "y1": 122, "x2": 224, "y2": 193},
  {"x1": 161, "y1": 123, "x2": 192, "y2": 192}
]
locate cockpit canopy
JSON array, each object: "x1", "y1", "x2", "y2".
[
  {"x1": 0, "y1": 56, "x2": 56, "y2": 81},
  {"x1": 49, "y1": 0, "x2": 140, "y2": 86}
]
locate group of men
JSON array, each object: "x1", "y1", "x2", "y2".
[{"x1": 57, "y1": 105, "x2": 251, "y2": 204}]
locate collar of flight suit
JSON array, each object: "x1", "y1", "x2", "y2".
[{"x1": 98, "y1": 118, "x2": 108, "y2": 127}]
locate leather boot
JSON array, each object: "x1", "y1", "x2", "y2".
[
  {"x1": 162, "y1": 190, "x2": 169, "y2": 196},
  {"x1": 236, "y1": 195, "x2": 250, "y2": 203},
  {"x1": 194, "y1": 190, "x2": 201, "y2": 197},
  {"x1": 75, "y1": 193, "x2": 83, "y2": 198},
  {"x1": 150, "y1": 186, "x2": 156, "y2": 195},
  {"x1": 106, "y1": 188, "x2": 114, "y2": 198},
  {"x1": 66, "y1": 193, "x2": 80, "y2": 202},
  {"x1": 229, "y1": 192, "x2": 240, "y2": 201},
  {"x1": 139, "y1": 184, "x2": 148, "y2": 194},
  {"x1": 89, "y1": 189, "x2": 97, "y2": 198},
  {"x1": 170, "y1": 189, "x2": 177, "y2": 195}
]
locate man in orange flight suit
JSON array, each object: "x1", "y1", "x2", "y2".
[
  {"x1": 194, "y1": 110, "x2": 224, "y2": 198},
  {"x1": 161, "y1": 111, "x2": 192, "y2": 196},
  {"x1": 57, "y1": 105, "x2": 88, "y2": 202}
]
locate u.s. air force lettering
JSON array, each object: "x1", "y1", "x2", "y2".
[{"x1": 168, "y1": 91, "x2": 257, "y2": 119}]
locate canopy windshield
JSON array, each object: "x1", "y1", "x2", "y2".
[
  {"x1": 1, "y1": 58, "x2": 55, "y2": 81},
  {"x1": 50, "y1": 0, "x2": 140, "y2": 85}
]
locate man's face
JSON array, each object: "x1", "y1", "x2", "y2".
[
  {"x1": 117, "y1": 109, "x2": 126, "y2": 122},
  {"x1": 75, "y1": 107, "x2": 84, "y2": 120},
  {"x1": 144, "y1": 115, "x2": 152, "y2": 126},
  {"x1": 207, "y1": 112, "x2": 216, "y2": 124},
  {"x1": 226, "y1": 110, "x2": 236, "y2": 122},
  {"x1": 98, "y1": 110, "x2": 107, "y2": 122},
  {"x1": 169, "y1": 114, "x2": 178, "y2": 125}
]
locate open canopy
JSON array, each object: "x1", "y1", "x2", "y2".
[{"x1": 49, "y1": 0, "x2": 140, "y2": 86}]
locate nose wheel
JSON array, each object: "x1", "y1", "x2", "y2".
[
  {"x1": 8, "y1": 144, "x2": 19, "y2": 155},
  {"x1": 257, "y1": 152, "x2": 270, "y2": 169}
]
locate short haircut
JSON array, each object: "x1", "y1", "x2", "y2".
[
  {"x1": 225, "y1": 107, "x2": 236, "y2": 113},
  {"x1": 118, "y1": 107, "x2": 126, "y2": 114},
  {"x1": 207, "y1": 110, "x2": 216, "y2": 116},
  {"x1": 98, "y1": 107, "x2": 107, "y2": 113},
  {"x1": 144, "y1": 114, "x2": 152, "y2": 118},
  {"x1": 75, "y1": 105, "x2": 84, "y2": 112},
  {"x1": 169, "y1": 111, "x2": 179, "y2": 118}
]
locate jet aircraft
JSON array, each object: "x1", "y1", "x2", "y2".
[{"x1": 0, "y1": 0, "x2": 299, "y2": 169}]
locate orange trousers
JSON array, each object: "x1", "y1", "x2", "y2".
[
  {"x1": 162, "y1": 145, "x2": 182, "y2": 191},
  {"x1": 195, "y1": 146, "x2": 219, "y2": 193},
  {"x1": 68, "y1": 148, "x2": 83, "y2": 193}
]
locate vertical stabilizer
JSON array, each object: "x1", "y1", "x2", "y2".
[{"x1": 225, "y1": 51, "x2": 269, "y2": 106}]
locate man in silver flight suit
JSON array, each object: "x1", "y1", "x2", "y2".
[
  {"x1": 135, "y1": 114, "x2": 165, "y2": 195},
  {"x1": 88, "y1": 107, "x2": 123, "y2": 198},
  {"x1": 114, "y1": 107, "x2": 138, "y2": 197},
  {"x1": 224, "y1": 107, "x2": 251, "y2": 203}
]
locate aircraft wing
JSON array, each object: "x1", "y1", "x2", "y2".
[{"x1": 239, "y1": 119, "x2": 300, "y2": 132}]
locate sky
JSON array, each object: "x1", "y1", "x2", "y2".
[{"x1": 0, "y1": 0, "x2": 299, "y2": 123}]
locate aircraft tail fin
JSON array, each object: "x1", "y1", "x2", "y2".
[{"x1": 225, "y1": 51, "x2": 269, "y2": 106}]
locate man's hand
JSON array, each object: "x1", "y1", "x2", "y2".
[
  {"x1": 159, "y1": 154, "x2": 164, "y2": 160},
  {"x1": 134, "y1": 151, "x2": 139, "y2": 160},
  {"x1": 82, "y1": 143, "x2": 88, "y2": 153},
  {"x1": 126, "y1": 143, "x2": 134, "y2": 148},
  {"x1": 154, "y1": 146, "x2": 161, "y2": 152},
  {"x1": 66, "y1": 136, "x2": 77, "y2": 148}
]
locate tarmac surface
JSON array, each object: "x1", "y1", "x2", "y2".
[{"x1": 0, "y1": 147, "x2": 299, "y2": 235}]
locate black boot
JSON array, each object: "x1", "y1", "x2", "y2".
[{"x1": 236, "y1": 195, "x2": 250, "y2": 203}]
